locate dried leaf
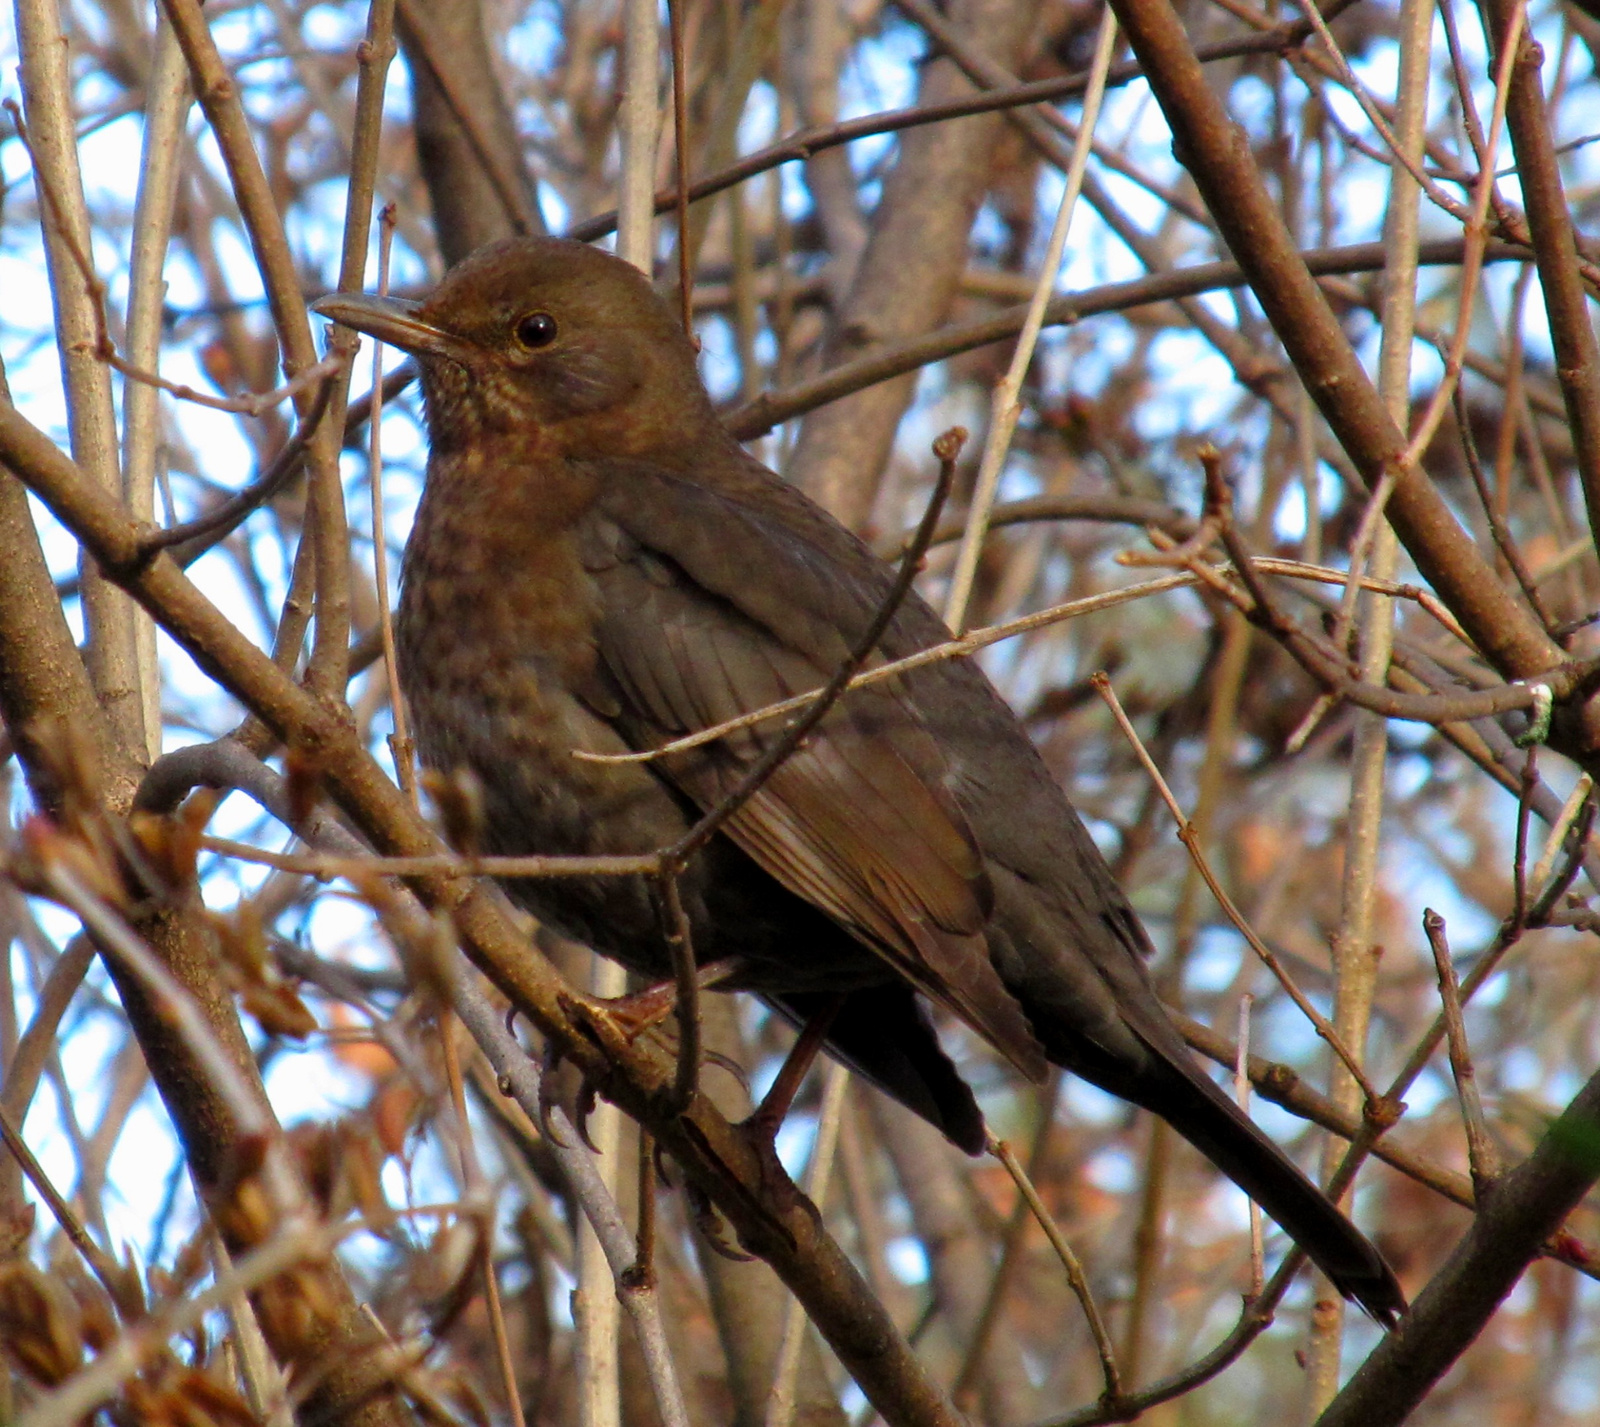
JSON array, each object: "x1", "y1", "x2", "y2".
[
  {"x1": 0, "y1": 1260, "x2": 84, "y2": 1386},
  {"x1": 239, "y1": 980, "x2": 318, "y2": 1040}
]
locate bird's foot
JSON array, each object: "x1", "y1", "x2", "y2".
[
  {"x1": 730, "y1": 1112, "x2": 814, "y2": 1225},
  {"x1": 725, "y1": 995, "x2": 847, "y2": 1220},
  {"x1": 536, "y1": 1039, "x2": 600, "y2": 1150}
]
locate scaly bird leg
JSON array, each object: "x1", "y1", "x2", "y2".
[{"x1": 744, "y1": 992, "x2": 847, "y2": 1143}]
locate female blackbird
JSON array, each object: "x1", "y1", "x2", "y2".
[{"x1": 313, "y1": 236, "x2": 1404, "y2": 1324}]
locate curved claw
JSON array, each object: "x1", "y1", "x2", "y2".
[
  {"x1": 536, "y1": 1041, "x2": 572, "y2": 1150},
  {"x1": 537, "y1": 1036, "x2": 609, "y2": 1152},
  {"x1": 572, "y1": 1077, "x2": 601, "y2": 1153},
  {"x1": 701, "y1": 1047, "x2": 751, "y2": 1097},
  {"x1": 652, "y1": 1138, "x2": 677, "y2": 1190},
  {"x1": 686, "y1": 1180, "x2": 755, "y2": 1263}
]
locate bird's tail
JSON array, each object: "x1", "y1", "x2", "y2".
[{"x1": 1136, "y1": 1057, "x2": 1405, "y2": 1326}]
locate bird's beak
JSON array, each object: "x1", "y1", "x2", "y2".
[{"x1": 310, "y1": 293, "x2": 462, "y2": 362}]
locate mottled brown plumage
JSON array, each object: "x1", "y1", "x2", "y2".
[{"x1": 312, "y1": 236, "x2": 1404, "y2": 1325}]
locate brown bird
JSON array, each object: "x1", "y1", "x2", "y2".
[{"x1": 313, "y1": 236, "x2": 1405, "y2": 1324}]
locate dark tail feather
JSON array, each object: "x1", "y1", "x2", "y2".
[
  {"x1": 1140, "y1": 1062, "x2": 1405, "y2": 1325},
  {"x1": 767, "y1": 986, "x2": 987, "y2": 1154}
]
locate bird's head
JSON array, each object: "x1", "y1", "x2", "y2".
[{"x1": 312, "y1": 236, "x2": 719, "y2": 460}]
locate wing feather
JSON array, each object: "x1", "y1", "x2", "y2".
[{"x1": 582, "y1": 513, "x2": 1045, "y2": 1081}]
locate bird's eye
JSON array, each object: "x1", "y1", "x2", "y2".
[{"x1": 514, "y1": 312, "x2": 558, "y2": 349}]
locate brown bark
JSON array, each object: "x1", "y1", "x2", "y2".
[
  {"x1": 396, "y1": 0, "x2": 545, "y2": 266},
  {"x1": 1319, "y1": 1066, "x2": 1600, "y2": 1427},
  {"x1": 783, "y1": 0, "x2": 1037, "y2": 531}
]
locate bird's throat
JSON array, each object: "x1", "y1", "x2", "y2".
[{"x1": 398, "y1": 443, "x2": 605, "y2": 691}]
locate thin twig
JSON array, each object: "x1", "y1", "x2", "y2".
[
  {"x1": 574, "y1": 554, "x2": 1495, "y2": 773},
  {"x1": 445, "y1": 1020, "x2": 526, "y2": 1427},
  {"x1": 1156, "y1": 507, "x2": 1579, "y2": 735},
  {"x1": 942, "y1": 8, "x2": 1118, "y2": 632},
  {"x1": 199, "y1": 834, "x2": 659, "y2": 881},
  {"x1": 1307, "y1": 801, "x2": 1599, "y2": 1263},
  {"x1": 565, "y1": 28, "x2": 1326, "y2": 247},
  {"x1": 1388, "y1": 2, "x2": 1526, "y2": 474},
  {"x1": 951, "y1": 1082, "x2": 1058, "y2": 1405},
  {"x1": 1291, "y1": 0, "x2": 1468, "y2": 223},
  {"x1": 988, "y1": 1134, "x2": 1121, "y2": 1404},
  {"x1": 365, "y1": 205, "x2": 417, "y2": 806},
  {"x1": 1090, "y1": 671, "x2": 1381, "y2": 1101},
  {"x1": 1329, "y1": 469, "x2": 1398, "y2": 657},
  {"x1": 1422, "y1": 909, "x2": 1501, "y2": 1196},
  {"x1": 0, "y1": 1102, "x2": 136, "y2": 1314},
  {"x1": 667, "y1": 0, "x2": 693, "y2": 337},
  {"x1": 1443, "y1": 808, "x2": 1597, "y2": 1071},
  {"x1": 725, "y1": 238, "x2": 1529, "y2": 442},
  {"x1": 1529, "y1": 773, "x2": 1594, "y2": 895},
  {"x1": 1453, "y1": 385, "x2": 1559, "y2": 634},
  {"x1": 136, "y1": 370, "x2": 343, "y2": 562},
  {"x1": 450, "y1": 974, "x2": 690, "y2": 1427},
  {"x1": 1513, "y1": 750, "x2": 1537, "y2": 926},
  {"x1": 1234, "y1": 994, "x2": 1264, "y2": 1297},
  {"x1": 578, "y1": 571, "x2": 1195, "y2": 766},
  {"x1": 765, "y1": 1060, "x2": 850, "y2": 1427}
]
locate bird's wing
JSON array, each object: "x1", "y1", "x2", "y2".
[{"x1": 576, "y1": 468, "x2": 1046, "y2": 1082}]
